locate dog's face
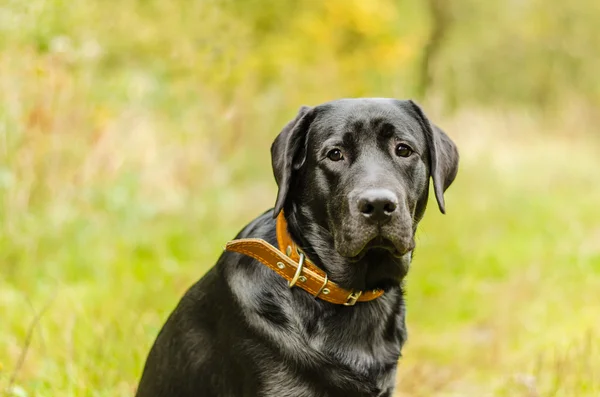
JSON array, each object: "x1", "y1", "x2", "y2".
[{"x1": 271, "y1": 99, "x2": 458, "y2": 289}]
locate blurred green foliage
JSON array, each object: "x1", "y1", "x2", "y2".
[
  {"x1": 1, "y1": 0, "x2": 599, "y2": 396},
  {"x1": 4, "y1": 0, "x2": 600, "y2": 109}
]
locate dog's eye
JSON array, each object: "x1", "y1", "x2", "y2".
[
  {"x1": 395, "y1": 143, "x2": 413, "y2": 158},
  {"x1": 327, "y1": 149, "x2": 344, "y2": 161}
]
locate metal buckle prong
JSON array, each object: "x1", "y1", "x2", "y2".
[
  {"x1": 288, "y1": 253, "x2": 305, "y2": 288},
  {"x1": 343, "y1": 290, "x2": 362, "y2": 306},
  {"x1": 314, "y1": 273, "x2": 328, "y2": 299}
]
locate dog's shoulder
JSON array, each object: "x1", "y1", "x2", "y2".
[
  {"x1": 232, "y1": 208, "x2": 277, "y2": 240},
  {"x1": 219, "y1": 209, "x2": 278, "y2": 276},
  {"x1": 173, "y1": 208, "x2": 279, "y2": 332},
  {"x1": 136, "y1": 210, "x2": 278, "y2": 396}
]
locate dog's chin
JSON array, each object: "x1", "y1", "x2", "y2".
[
  {"x1": 341, "y1": 236, "x2": 410, "y2": 262},
  {"x1": 334, "y1": 236, "x2": 412, "y2": 290}
]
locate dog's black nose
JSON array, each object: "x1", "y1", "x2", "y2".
[{"x1": 357, "y1": 189, "x2": 398, "y2": 224}]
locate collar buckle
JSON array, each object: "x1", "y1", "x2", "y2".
[{"x1": 343, "y1": 290, "x2": 362, "y2": 306}]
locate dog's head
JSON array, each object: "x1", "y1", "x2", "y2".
[{"x1": 271, "y1": 98, "x2": 459, "y2": 290}]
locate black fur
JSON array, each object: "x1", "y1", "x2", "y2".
[{"x1": 135, "y1": 98, "x2": 459, "y2": 397}]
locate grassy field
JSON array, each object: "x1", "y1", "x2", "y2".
[{"x1": 1, "y1": 1, "x2": 600, "y2": 396}]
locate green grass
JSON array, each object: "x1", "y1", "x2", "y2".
[
  {"x1": 1, "y1": 1, "x2": 600, "y2": 396},
  {"x1": 2, "y1": 110, "x2": 599, "y2": 397}
]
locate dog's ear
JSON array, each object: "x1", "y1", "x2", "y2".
[
  {"x1": 271, "y1": 106, "x2": 315, "y2": 218},
  {"x1": 408, "y1": 100, "x2": 459, "y2": 214}
]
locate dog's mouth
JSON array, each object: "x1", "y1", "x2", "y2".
[{"x1": 349, "y1": 236, "x2": 405, "y2": 261}]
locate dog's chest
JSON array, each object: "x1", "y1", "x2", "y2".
[
  {"x1": 259, "y1": 343, "x2": 398, "y2": 397},
  {"x1": 249, "y1": 307, "x2": 402, "y2": 396},
  {"x1": 228, "y1": 260, "x2": 404, "y2": 395},
  {"x1": 311, "y1": 327, "x2": 400, "y2": 389}
]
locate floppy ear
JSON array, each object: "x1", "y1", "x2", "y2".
[
  {"x1": 271, "y1": 106, "x2": 315, "y2": 218},
  {"x1": 408, "y1": 100, "x2": 459, "y2": 214}
]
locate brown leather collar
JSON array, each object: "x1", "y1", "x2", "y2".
[{"x1": 225, "y1": 212, "x2": 384, "y2": 306}]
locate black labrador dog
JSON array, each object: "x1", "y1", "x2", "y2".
[{"x1": 135, "y1": 98, "x2": 459, "y2": 397}]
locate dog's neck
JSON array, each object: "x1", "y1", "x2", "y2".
[
  {"x1": 284, "y1": 202, "x2": 411, "y2": 291},
  {"x1": 275, "y1": 203, "x2": 408, "y2": 380}
]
